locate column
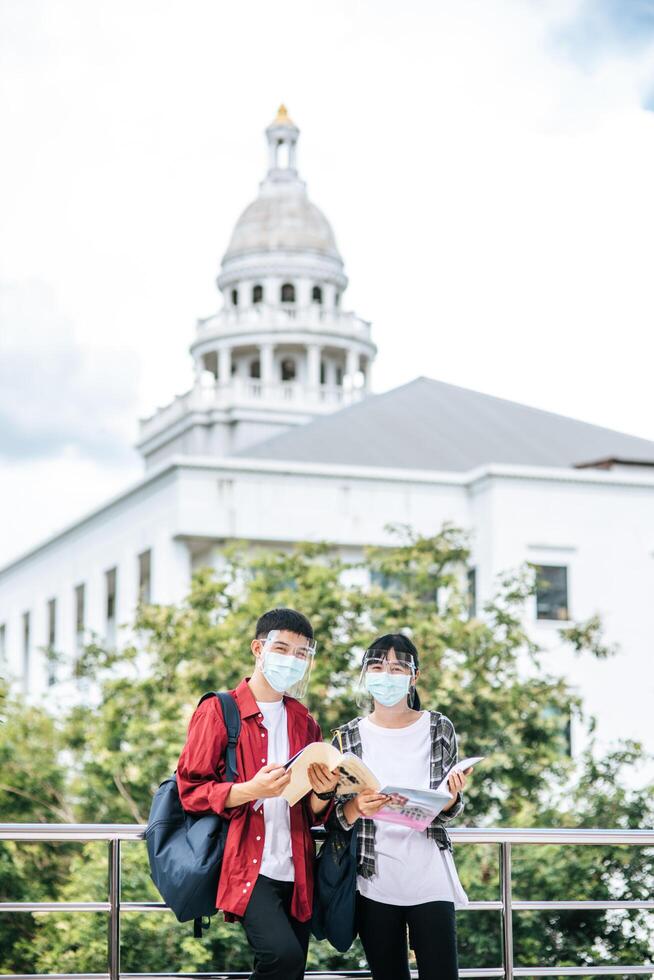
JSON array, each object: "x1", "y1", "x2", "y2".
[
  {"x1": 218, "y1": 346, "x2": 232, "y2": 386},
  {"x1": 346, "y1": 347, "x2": 359, "y2": 385},
  {"x1": 361, "y1": 357, "x2": 371, "y2": 391},
  {"x1": 193, "y1": 357, "x2": 204, "y2": 386},
  {"x1": 306, "y1": 344, "x2": 321, "y2": 395},
  {"x1": 260, "y1": 342, "x2": 275, "y2": 391}
]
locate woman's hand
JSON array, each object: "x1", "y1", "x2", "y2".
[
  {"x1": 447, "y1": 766, "x2": 473, "y2": 799},
  {"x1": 343, "y1": 788, "x2": 390, "y2": 823},
  {"x1": 307, "y1": 762, "x2": 340, "y2": 796}
]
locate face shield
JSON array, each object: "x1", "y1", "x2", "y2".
[
  {"x1": 356, "y1": 646, "x2": 417, "y2": 709},
  {"x1": 259, "y1": 629, "x2": 316, "y2": 700}
]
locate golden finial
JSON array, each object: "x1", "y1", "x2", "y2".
[{"x1": 273, "y1": 103, "x2": 294, "y2": 127}]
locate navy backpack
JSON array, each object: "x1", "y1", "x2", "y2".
[
  {"x1": 311, "y1": 820, "x2": 359, "y2": 952},
  {"x1": 145, "y1": 691, "x2": 241, "y2": 938}
]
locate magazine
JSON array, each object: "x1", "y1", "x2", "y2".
[{"x1": 375, "y1": 757, "x2": 485, "y2": 831}]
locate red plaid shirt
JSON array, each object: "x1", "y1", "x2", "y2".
[{"x1": 177, "y1": 678, "x2": 328, "y2": 922}]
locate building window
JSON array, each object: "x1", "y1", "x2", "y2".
[
  {"x1": 106, "y1": 568, "x2": 117, "y2": 645},
  {"x1": 280, "y1": 282, "x2": 295, "y2": 303},
  {"x1": 312, "y1": 285, "x2": 323, "y2": 304},
  {"x1": 138, "y1": 549, "x2": 152, "y2": 604},
  {"x1": 533, "y1": 564, "x2": 569, "y2": 621},
  {"x1": 542, "y1": 704, "x2": 573, "y2": 757},
  {"x1": 0, "y1": 623, "x2": 6, "y2": 665},
  {"x1": 320, "y1": 360, "x2": 327, "y2": 385},
  {"x1": 335, "y1": 292, "x2": 341, "y2": 307},
  {"x1": 249, "y1": 358, "x2": 261, "y2": 379},
  {"x1": 230, "y1": 288, "x2": 238, "y2": 306},
  {"x1": 252, "y1": 284, "x2": 263, "y2": 304},
  {"x1": 281, "y1": 358, "x2": 296, "y2": 381},
  {"x1": 335, "y1": 365, "x2": 343, "y2": 386},
  {"x1": 467, "y1": 567, "x2": 477, "y2": 618},
  {"x1": 22, "y1": 611, "x2": 30, "y2": 693},
  {"x1": 75, "y1": 584, "x2": 85, "y2": 653},
  {"x1": 47, "y1": 598, "x2": 56, "y2": 686}
]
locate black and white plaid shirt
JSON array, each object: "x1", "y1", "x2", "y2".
[{"x1": 331, "y1": 711, "x2": 464, "y2": 879}]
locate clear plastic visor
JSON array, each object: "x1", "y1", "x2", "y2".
[
  {"x1": 356, "y1": 647, "x2": 416, "y2": 707},
  {"x1": 260, "y1": 629, "x2": 316, "y2": 699}
]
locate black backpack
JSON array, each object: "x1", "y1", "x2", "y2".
[{"x1": 145, "y1": 691, "x2": 241, "y2": 938}]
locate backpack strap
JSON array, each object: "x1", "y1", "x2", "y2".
[{"x1": 197, "y1": 691, "x2": 241, "y2": 783}]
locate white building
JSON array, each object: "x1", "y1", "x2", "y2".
[{"x1": 1, "y1": 107, "x2": 653, "y2": 773}]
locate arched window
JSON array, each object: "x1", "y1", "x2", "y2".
[
  {"x1": 249, "y1": 359, "x2": 261, "y2": 380},
  {"x1": 252, "y1": 284, "x2": 263, "y2": 304},
  {"x1": 281, "y1": 282, "x2": 295, "y2": 303},
  {"x1": 230, "y1": 288, "x2": 238, "y2": 306},
  {"x1": 312, "y1": 285, "x2": 323, "y2": 304},
  {"x1": 281, "y1": 358, "x2": 296, "y2": 381}
]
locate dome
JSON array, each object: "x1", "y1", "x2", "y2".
[{"x1": 224, "y1": 187, "x2": 341, "y2": 261}]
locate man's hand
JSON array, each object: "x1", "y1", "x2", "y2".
[
  {"x1": 249, "y1": 762, "x2": 292, "y2": 799},
  {"x1": 307, "y1": 762, "x2": 339, "y2": 796}
]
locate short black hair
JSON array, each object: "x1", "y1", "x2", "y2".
[{"x1": 255, "y1": 607, "x2": 314, "y2": 642}]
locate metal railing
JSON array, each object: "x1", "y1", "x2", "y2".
[{"x1": 0, "y1": 824, "x2": 652, "y2": 980}]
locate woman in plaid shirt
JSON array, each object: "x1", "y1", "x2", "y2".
[{"x1": 331, "y1": 633, "x2": 473, "y2": 980}]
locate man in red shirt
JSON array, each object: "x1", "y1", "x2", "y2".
[{"x1": 177, "y1": 607, "x2": 338, "y2": 980}]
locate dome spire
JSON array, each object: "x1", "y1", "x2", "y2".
[
  {"x1": 272, "y1": 103, "x2": 294, "y2": 127},
  {"x1": 265, "y1": 104, "x2": 300, "y2": 179}
]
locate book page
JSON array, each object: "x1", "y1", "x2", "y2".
[
  {"x1": 333, "y1": 753, "x2": 380, "y2": 795},
  {"x1": 281, "y1": 742, "x2": 344, "y2": 806}
]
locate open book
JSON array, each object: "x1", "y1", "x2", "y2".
[{"x1": 254, "y1": 742, "x2": 483, "y2": 814}]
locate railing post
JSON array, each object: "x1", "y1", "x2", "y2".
[
  {"x1": 108, "y1": 838, "x2": 121, "y2": 980},
  {"x1": 500, "y1": 842, "x2": 514, "y2": 980}
]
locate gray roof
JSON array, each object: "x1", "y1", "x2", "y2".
[{"x1": 236, "y1": 376, "x2": 654, "y2": 472}]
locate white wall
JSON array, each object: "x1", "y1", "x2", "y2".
[{"x1": 0, "y1": 469, "x2": 184, "y2": 699}]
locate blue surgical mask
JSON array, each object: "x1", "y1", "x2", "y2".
[
  {"x1": 364, "y1": 672, "x2": 411, "y2": 707},
  {"x1": 262, "y1": 651, "x2": 307, "y2": 694}
]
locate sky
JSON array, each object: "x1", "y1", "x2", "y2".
[{"x1": 1, "y1": 0, "x2": 654, "y2": 567}]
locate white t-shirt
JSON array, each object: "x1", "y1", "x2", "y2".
[
  {"x1": 257, "y1": 698, "x2": 294, "y2": 882},
  {"x1": 357, "y1": 711, "x2": 469, "y2": 908}
]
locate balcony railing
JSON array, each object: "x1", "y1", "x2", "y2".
[
  {"x1": 194, "y1": 305, "x2": 373, "y2": 343},
  {"x1": 137, "y1": 379, "x2": 365, "y2": 444},
  {"x1": 1, "y1": 824, "x2": 652, "y2": 980}
]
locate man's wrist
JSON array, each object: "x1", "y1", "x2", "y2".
[{"x1": 314, "y1": 788, "x2": 337, "y2": 800}]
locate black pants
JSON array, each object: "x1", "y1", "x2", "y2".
[
  {"x1": 240, "y1": 874, "x2": 311, "y2": 980},
  {"x1": 357, "y1": 892, "x2": 459, "y2": 980}
]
